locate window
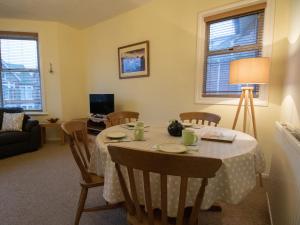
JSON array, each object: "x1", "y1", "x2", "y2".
[
  {"x1": 202, "y1": 4, "x2": 265, "y2": 97},
  {"x1": 0, "y1": 32, "x2": 42, "y2": 111}
]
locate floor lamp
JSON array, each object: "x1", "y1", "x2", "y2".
[{"x1": 230, "y1": 57, "x2": 270, "y2": 139}]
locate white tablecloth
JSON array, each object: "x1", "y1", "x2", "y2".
[{"x1": 89, "y1": 125, "x2": 265, "y2": 217}]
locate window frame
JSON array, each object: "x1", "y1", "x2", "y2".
[
  {"x1": 195, "y1": 0, "x2": 275, "y2": 106},
  {"x1": 0, "y1": 31, "x2": 44, "y2": 112},
  {"x1": 203, "y1": 10, "x2": 264, "y2": 98}
]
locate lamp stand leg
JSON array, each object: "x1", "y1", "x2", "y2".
[
  {"x1": 249, "y1": 90, "x2": 257, "y2": 139},
  {"x1": 232, "y1": 87, "x2": 258, "y2": 138},
  {"x1": 232, "y1": 90, "x2": 245, "y2": 130},
  {"x1": 243, "y1": 89, "x2": 249, "y2": 133},
  {"x1": 233, "y1": 87, "x2": 257, "y2": 137},
  {"x1": 232, "y1": 87, "x2": 262, "y2": 187},
  {"x1": 248, "y1": 89, "x2": 262, "y2": 186}
]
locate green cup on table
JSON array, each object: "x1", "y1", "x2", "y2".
[
  {"x1": 182, "y1": 128, "x2": 198, "y2": 146},
  {"x1": 134, "y1": 121, "x2": 144, "y2": 141}
]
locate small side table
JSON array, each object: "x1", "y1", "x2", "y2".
[{"x1": 40, "y1": 122, "x2": 65, "y2": 145}]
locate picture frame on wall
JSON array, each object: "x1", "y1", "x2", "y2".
[{"x1": 118, "y1": 41, "x2": 150, "y2": 79}]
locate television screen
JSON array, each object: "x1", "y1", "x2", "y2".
[{"x1": 89, "y1": 94, "x2": 114, "y2": 115}]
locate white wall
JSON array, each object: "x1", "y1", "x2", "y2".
[{"x1": 280, "y1": 0, "x2": 300, "y2": 127}]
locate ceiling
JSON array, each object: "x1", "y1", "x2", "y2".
[{"x1": 0, "y1": 0, "x2": 151, "y2": 29}]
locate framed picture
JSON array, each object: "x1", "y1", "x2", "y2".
[{"x1": 118, "y1": 41, "x2": 150, "y2": 79}]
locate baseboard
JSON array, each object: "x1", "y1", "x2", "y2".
[
  {"x1": 46, "y1": 138, "x2": 61, "y2": 141},
  {"x1": 266, "y1": 192, "x2": 274, "y2": 225}
]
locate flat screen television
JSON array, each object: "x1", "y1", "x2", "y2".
[{"x1": 89, "y1": 94, "x2": 114, "y2": 115}]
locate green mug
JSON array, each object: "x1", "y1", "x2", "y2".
[
  {"x1": 134, "y1": 121, "x2": 144, "y2": 141},
  {"x1": 182, "y1": 129, "x2": 198, "y2": 146}
]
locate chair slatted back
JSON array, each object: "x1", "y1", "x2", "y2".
[
  {"x1": 62, "y1": 120, "x2": 92, "y2": 183},
  {"x1": 106, "y1": 111, "x2": 139, "y2": 127},
  {"x1": 180, "y1": 112, "x2": 221, "y2": 127},
  {"x1": 108, "y1": 146, "x2": 222, "y2": 225}
]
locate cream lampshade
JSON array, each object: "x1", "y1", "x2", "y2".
[{"x1": 229, "y1": 57, "x2": 270, "y2": 84}]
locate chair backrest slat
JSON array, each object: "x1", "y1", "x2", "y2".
[
  {"x1": 62, "y1": 120, "x2": 92, "y2": 183},
  {"x1": 180, "y1": 112, "x2": 221, "y2": 127},
  {"x1": 189, "y1": 178, "x2": 208, "y2": 225},
  {"x1": 176, "y1": 177, "x2": 188, "y2": 225},
  {"x1": 80, "y1": 130, "x2": 91, "y2": 161},
  {"x1": 106, "y1": 111, "x2": 139, "y2": 127},
  {"x1": 161, "y1": 174, "x2": 168, "y2": 225},
  {"x1": 73, "y1": 133, "x2": 88, "y2": 168},
  {"x1": 115, "y1": 164, "x2": 135, "y2": 215},
  {"x1": 127, "y1": 167, "x2": 143, "y2": 222},
  {"x1": 143, "y1": 171, "x2": 154, "y2": 225},
  {"x1": 108, "y1": 146, "x2": 222, "y2": 225}
]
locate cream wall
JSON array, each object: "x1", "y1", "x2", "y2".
[
  {"x1": 280, "y1": 0, "x2": 300, "y2": 127},
  {"x1": 83, "y1": 0, "x2": 289, "y2": 172},
  {"x1": 57, "y1": 24, "x2": 88, "y2": 121},
  {"x1": 0, "y1": 19, "x2": 88, "y2": 138}
]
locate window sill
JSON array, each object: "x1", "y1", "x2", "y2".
[
  {"x1": 195, "y1": 96, "x2": 268, "y2": 106},
  {"x1": 26, "y1": 111, "x2": 48, "y2": 116}
]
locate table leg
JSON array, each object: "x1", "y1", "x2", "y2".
[
  {"x1": 41, "y1": 127, "x2": 46, "y2": 145},
  {"x1": 60, "y1": 128, "x2": 65, "y2": 145}
]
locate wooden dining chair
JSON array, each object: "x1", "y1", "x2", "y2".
[
  {"x1": 108, "y1": 146, "x2": 222, "y2": 225},
  {"x1": 61, "y1": 120, "x2": 119, "y2": 225},
  {"x1": 105, "y1": 111, "x2": 139, "y2": 127},
  {"x1": 179, "y1": 112, "x2": 221, "y2": 127}
]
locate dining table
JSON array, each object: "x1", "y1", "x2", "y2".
[{"x1": 88, "y1": 123, "x2": 265, "y2": 217}]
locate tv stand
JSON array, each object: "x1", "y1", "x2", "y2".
[{"x1": 87, "y1": 115, "x2": 106, "y2": 135}]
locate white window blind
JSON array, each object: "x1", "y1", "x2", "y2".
[
  {"x1": 203, "y1": 9, "x2": 265, "y2": 97},
  {"x1": 0, "y1": 32, "x2": 42, "y2": 111}
]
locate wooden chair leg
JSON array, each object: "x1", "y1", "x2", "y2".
[
  {"x1": 259, "y1": 173, "x2": 263, "y2": 187},
  {"x1": 75, "y1": 186, "x2": 88, "y2": 225}
]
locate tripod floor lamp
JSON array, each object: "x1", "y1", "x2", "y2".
[{"x1": 230, "y1": 57, "x2": 270, "y2": 139}]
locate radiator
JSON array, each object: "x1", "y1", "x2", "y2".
[{"x1": 267, "y1": 122, "x2": 300, "y2": 225}]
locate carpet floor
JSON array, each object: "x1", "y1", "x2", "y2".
[{"x1": 0, "y1": 142, "x2": 270, "y2": 225}]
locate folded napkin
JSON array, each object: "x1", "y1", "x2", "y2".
[
  {"x1": 103, "y1": 136, "x2": 132, "y2": 144},
  {"x1": 120, "y1": 124, "x2": 150, "y2": 130},
  {"x1": 152, "y1": 144, "x2": 199, "y2": 152}
]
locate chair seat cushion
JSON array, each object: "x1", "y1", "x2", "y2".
[
  {"x1": 90, "y1": 174, "x2": 105, "y2": 184},
  {"x1": 0, "y1": 131, "x2": 30, "y2": 145},
  {"x1": 80, "y1": 174, "x2": 104, "y2": 187}
]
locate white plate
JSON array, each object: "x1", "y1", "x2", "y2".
[
  {"x1": 182, "y1": 122, "x2": 193, "y2": 127},
  {"x1": 158, "y1": 144, "x2": 187, "y2": 153},
  {"x1": 106, "y1": 131, "x2": 127, "y2": 139}
]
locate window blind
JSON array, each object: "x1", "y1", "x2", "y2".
[
  {"x1": 0, "y1": 33, "x2": 42, "y2": 111},
  {"x1": 203, "y1": 9, "x2": 265, "y2": 97}
]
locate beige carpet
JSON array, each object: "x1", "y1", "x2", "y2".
[{"x1": 0, "y1": 142, "x2": 270, "y2": 225}]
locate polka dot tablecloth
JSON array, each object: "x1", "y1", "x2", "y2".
[{"x1": 89, "y1": 125, "x2": 265, "y2": 217}]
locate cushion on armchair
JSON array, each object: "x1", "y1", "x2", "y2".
[
  {"x1": 0, "y1": 107, "x2": 30, "y2": 131},
  {"x1": 1, "y1": 112, "x2": 24, "y2": 131}
]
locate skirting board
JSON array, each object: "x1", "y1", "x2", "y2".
[{"x1": 46, "y1": 138, "x2": 61, "y2": 141}]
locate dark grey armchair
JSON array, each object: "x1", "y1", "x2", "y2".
[{"x1": 0, "y1": 107, "x2": 41, "y2": 158}]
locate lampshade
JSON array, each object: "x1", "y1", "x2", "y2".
[{"x1": 229, "y1": 57, "x2": 270, "y2": 84}]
